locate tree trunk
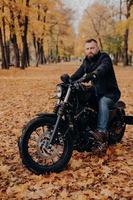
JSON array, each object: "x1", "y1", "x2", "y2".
[
  {"x1": 0, "y1": 28, "x2": 8, "y2": 69},
  {"x1": 35, "y1": 4, "x2": 47, "y2": 66},
  {"x1": 9, "y1": 1, "x2": 20, "y2": 67},
  {"x1": 90, "y1": 17, "x2": 103, "y2": 50},
  {"x1": 33, "y1": 33, "x2": 37, "y2": 59},
  {"x1": 6, "y1": 41, "x2": 11, "y2": 66},
  {"x1": 21, "y1": 33, "x2": 29, "y2": 69},
  {"x1": 123, "y1": 28, "x2": 129, "y2": 66},
  {"x1": 36, "y1": 39, "x2": 40, "y2": 67},
  {"x1": 18, "y1": 0, "x2": 30, "y2": 69},
  {"x1": 1, "y1": 5, "x2": 9, "y2": 69},
  {"x1": 36, "y1": 38, "x2": 46, "y2": 66},
  {"x1": 11, "y1": 35, "x2": 20, "y2": 67},
  {"x1": 113, "y1": 53, "x2": 119, "y2": 65},
  {"x1": 40, "y1": 39, "x2": 46, "y2": 64},
  {"x1": 119, "y1": 0, "x2": 122, "y2": 20},
  {"x1": 21, "y1": 15, "x2": 30, "y2": 68},
  {"x1": 123, "y1": 0, "x2": 133, "y2": 66}
]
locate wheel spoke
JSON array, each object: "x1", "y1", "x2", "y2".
[
  {"x1": 30, "y1": 150, "x2": 48, "y2": 164},
  {"x1": 42, "y1": 126, "x2": 45, "y2": 133},
  {"x1": 30, "y1": 136, "x2": 38, "y2": 142},
  {"x1": 51, "y1": 158, "x2": 54, "y2": 164},
  {"x1": 35, "y1": 129, "x2": 40, "y2": 136},
  {"x1": 27, "y1": 122, "x2": 66, "y2": 167},
  {"x1": 51, "y1": 145, "x2": 62, "y2": 158}
]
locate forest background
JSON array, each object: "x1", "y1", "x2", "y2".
[{"x1": 0, "y1": 0, "x2": 133, "y2": 69}]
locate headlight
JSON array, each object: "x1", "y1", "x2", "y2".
[{"x1": 56, "y1": 85, "x2": 62, "y2": 98}]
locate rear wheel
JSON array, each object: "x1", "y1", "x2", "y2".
[
  {"x1": 18, "y1": 116, "x2": 73, "y2": 174},
  {"x1": 108, "y1": 109, "x2": 126, "y2": 145}
]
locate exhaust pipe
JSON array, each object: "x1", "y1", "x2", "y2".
[{"x1": 124, "y1": 116, "x2": 133, "y2": 125}]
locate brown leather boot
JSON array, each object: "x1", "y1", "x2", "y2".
[{"x1": 91, "y1": 130, "x2": 108, "y2": 143}]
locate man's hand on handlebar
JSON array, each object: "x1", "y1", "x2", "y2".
[
  {"x1": 60, "y1": 74, "x2": 71, "y2": 83},
  {"x1": 82, "y1": 73, "x2": 97, "y2": 83},
  {"x1": 75, "y1": 73, "x2": 97, "y2": 84},
  {"x1": 60, "y1": 73, "x2": 97, "y2": 84}
]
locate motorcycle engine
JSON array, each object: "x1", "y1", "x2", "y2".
[{"x1": 76, "y1": 108, "x2": 97, "y2": 131}]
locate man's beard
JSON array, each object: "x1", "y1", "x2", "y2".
[
  {"x1": 87, "y1": 53, "x2": 95, "y2": 59},
  {"x1": 87, "y1": 51, "x2": 100, "y2": 61}
]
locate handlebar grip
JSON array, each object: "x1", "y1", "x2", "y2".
[{"x1": 76, "y1": 77, "x2": 86, "y2": 83}]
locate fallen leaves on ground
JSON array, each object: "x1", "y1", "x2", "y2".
[{"x1": 0, "y1": 63, "x2": 133, "y2": 200}]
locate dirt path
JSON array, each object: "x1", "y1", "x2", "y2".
[{"x1": 0, "y1": 63, "x2": 133, "y2": 200}]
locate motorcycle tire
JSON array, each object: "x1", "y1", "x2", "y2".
[{"x1": 18, "y1": 116, "x2": 73, "y2": 174}]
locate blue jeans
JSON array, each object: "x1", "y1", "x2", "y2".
[{"x1": 97, "y1": 96, "x2": 115, "y2": 132}]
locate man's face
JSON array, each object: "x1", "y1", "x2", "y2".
[{"x1": 84, "y1": 41, "x2": 99, "y2": 59}]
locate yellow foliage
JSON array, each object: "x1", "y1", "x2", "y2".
[
  {"x1": 78, "y1": 2, "x2": 116, "y2": 53},
  {"x1": 78, "y1": 1, "x2": 133, "y2": 54},
  {"x1": 0, "y1": 0, "x2": 75, "y2": 58}
]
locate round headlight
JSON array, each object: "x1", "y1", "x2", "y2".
[{"x1": 56, "y1": 85, "x2": 62, "y2": 98}]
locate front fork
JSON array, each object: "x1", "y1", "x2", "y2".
[{"x1": 47, "y1": 86, "x2": 72, "y2": 146}]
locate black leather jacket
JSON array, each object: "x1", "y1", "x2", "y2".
[{"x1": 71, "y1": 51, "x2": 121, "y2": 102}]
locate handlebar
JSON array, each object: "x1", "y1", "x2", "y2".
[
  {"x1": 69, "y1": 77, "x2": 89, "y2": 91},
  {"x1": 60, "y1": 73, "x2": 94, "y2": 87},
  {"x1": 73, "y1": 76, "x2": 87, "y2": 84}
]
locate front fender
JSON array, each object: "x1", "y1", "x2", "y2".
[
  {"x1": 36, "y1": 112, "x2": 75, "y2": 137},
  {"x1": 36, "y1": 112, "x2": 68, "y2": 130},
  {"x1": 36, "y1": 112, "x2": 57, "y2": 119}
]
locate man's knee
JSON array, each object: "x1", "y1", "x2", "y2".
[{"x1": 99, "y1": 96, "x2": 114, "y2": 109}]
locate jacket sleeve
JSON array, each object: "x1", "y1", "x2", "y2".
[
  {"x1": 93, "y1": 55, "x2": 112, "y2": 78},
  {"x1": 70, "y1": 63, "x2": 85, "y2": 81}
]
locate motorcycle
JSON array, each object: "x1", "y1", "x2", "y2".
[{"x1": 18, "y1": 75, "x2": 133, "y2": 174}]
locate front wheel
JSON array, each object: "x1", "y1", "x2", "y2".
[{"x1": 18, "y1": 116, "x2": 73, "y2": 174}]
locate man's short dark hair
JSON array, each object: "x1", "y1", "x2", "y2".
[{"x1": 85, "y1": 39, "x2": 97, "y2": 44}]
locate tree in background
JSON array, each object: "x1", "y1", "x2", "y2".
[
  {"x1": 1, "y1": 0, "x2": 133, "y2": 69},
  {"x1": 9, "y1": 0, "x2": 20, "y2": 68},
  {"x1": 0, "y1": 0, "x2": 75, "y2": 69},
  {"x1": 0, "y1": 0, "x2": 9, "y2": 69},
  {"x1": 78, "y1": 2, "x2": 114, "y2": 50},
  {"x1": 77, "y1": 0, "x2": 133, "y2": 66},
  {"x1": 77, "y1": 1, "x2": 120, "y2": 61},
  {"x1": 121, "y1": 0, "x2": 133, "y2": 66}
]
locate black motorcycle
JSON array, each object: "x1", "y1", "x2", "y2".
[{"x1": 18, "y1": 75, "x2": 132, "y2": 174}]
